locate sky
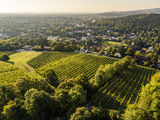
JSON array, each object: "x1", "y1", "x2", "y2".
[{"x1": 0, "y1": 0, "x2": 160, "y2": 14}]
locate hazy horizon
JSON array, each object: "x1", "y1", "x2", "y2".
[{"x1": 0, "y1": 0, "x2": 160, "y2": 14}]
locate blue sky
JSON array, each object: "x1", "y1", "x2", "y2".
[{"x1": 0, "y1": 0, "x2": 160, "y2": 13}]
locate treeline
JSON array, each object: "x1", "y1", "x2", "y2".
[
  {"x1": 124, "y1": 71, "x2": 160, "y2": 120},
  {"x1": 90, "y1": 56, "x2": 132, "y2": 88}
]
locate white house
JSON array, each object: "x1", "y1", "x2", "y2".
[
  {"x1": 47, "y1": 36, "x2": 59, "y2": 41},
  {"x1": 22, "y1": 45, "x2": 33, "y2": 51},
  {"x1": 114, "y1": 52, "x2": 122, "y2": 58},
  {"x1": 148, "y1": 47, "x2": 154, "y2": 51}
]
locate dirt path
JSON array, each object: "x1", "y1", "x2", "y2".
[{"x1": 21, "y1": 63, "x2": 31, "y2": 72}]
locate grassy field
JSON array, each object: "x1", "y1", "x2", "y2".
[
  {"x1": 0, "y1": 61, "x2": 25, "y2": 86},
  {"x1": 9, "y1": 52, "x2": 43, "y2": 79},
  {"x1": 106, "y1": 41, "x2": 127, "y2": 47}
]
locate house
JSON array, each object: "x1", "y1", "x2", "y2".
[
  {"x1": 87, "y1": 32, "x2": 91, "y2": 36},
  {"x1": 148, "y1": 47, "x2": 154, "y2": 52},
  {"x1": 82, "y1": 35, "x2": 94, "y2": 41},
  {"x1": 102, "y1": 35, "x2": 112, "y2": 40},
  {"x1": 131, "y1": 33, "x2": 135, "y2": 36},
  {"x1": 22, "y1": 45, "x2": 33, "y2": 51},
  {"x1": 82, "y1": 37, "x2": 88, "y2": 41},
  {"x1": 107, "y1": 30, "x2": 113, "y2": 33},
  {"x1": 104, "y1": 51, "x2": 108, "y2": 55},
  {"x1": 157, "y1": 60, "x2": 160, "y2": 68},
  {"x1": 102, "y1": 45, "x2": 108, "y2": 50},
  {"x1": 80, "y1": 47, "x2": 88, "y2": 53},
  {"x1": 130, "y1": 36, "x2": 138, "y2": 39},
  {"x1": 90, "y1": 46, "x2": 101, "y2": 53},
  {"x1": 44, "y1": 46, "x2": 51, "y2": 50},
  {"x1": 122, "y1": 40, "x2": 126, "y2": 43},
  {"x1": 92, "y1": 20, "x2": 96, "y2": 23},
  {"x1": 47, "y1": 36, "x2": 59, "y2": 41},
  {"x1": 114, "y1": 52, "x2": 122, "y2": 58}
]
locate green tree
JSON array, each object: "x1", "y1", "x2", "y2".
[
  {"x1": 2, "y1": 98, "x2": 28, "y2": 120},
  {"x1": 43, "y1": 69, "x2": 59, "y2": 87},
  {"x1": 125, "y1": 48, "x2": 135, "y2": 56},
  {"x1": 99, "y1": 49, "x2": 105, "y2": 56},
  {"x1": 24, "y1": 89, "x2": 56, "y2": 120},
  {"x1": 70, "y1": 107, "x2": 92, "y2": 120},
  {"x1": 0, "y1": 54, "x2": 10, "y2": 61}
]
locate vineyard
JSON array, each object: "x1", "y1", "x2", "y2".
[
  {"x1": 27, "y1": 52, "x2": 76, "y2": 69},
  {"x1": 31, "y1": 53, "x2": 117, "y2": 81},
  {"x1": 0, "y1": 61, "x2": 25, "y2": 86},
  {"x1": 0, "y1": 51, "x2": 158, "y2": 112},
  {"x1": 92, "y1": 65, "x2": 158, "y2": 110}
]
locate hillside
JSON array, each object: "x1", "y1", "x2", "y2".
[
  {"x1": 100, "y1": 8, "x2": 160, "y2": 18},
  {"x1": 27, "y1": 52, "x2": 76, "y2": 69},
  {"x1": 0, "y1": 61, "x2": 25, "y2": 86},
  {"x1": 9, "y1": 52, "x2": 43, "y2": 79},
  {"x1": 0, "y1": 52, "x2": 44, "y2": 86},
  {"x1": 28, "y1": 52, "x2": 158, "y2": 109},
  {"x1": 92, "y1": 65, "x2": 157, "y2": 110},
  {"x1": 28, "y1": 53, "x2": 117, "y2": 80},
  {"x1": 0, "y1": 51, "x2": 159, "y2": 120}
]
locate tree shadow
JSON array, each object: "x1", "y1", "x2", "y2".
[
  {"x1": 92, "y1": 91, "x2": 126, "y2": 112},
  {"x1": 6, "y1": 61, "x2": 15, "y2": 65}
]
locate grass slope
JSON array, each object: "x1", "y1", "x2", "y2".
[
  {"x1": 9, "y1": 52, "x2": 43, "y2": 79},
  {"x1": 0, "y1": 61, "x2": 25, "y2": 86},
  {"x1": 106, "y1": 41, "x2": 127, "y2": 47}
]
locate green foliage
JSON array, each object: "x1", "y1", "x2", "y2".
[
  {"x1": 2, "y1": 98, "x2": 28, "y2": 120},
  {"x1": 42, "y1": 69, "x2": 59, "y2": 87},
  {"x1": 54, "y1": 76, "x2": 87, "y2": 114},
  {"x1": 24, "y1": 88, "x2": 56, "y2": 120},
  {"x1": 0, "y1": 86, "x2": 15, "y2": 114},
  {"x1": 125, "y1": 48, "x2": 135, "y2": 57},
  {"x1": 90, "y1": 56, "x2": 132, "y2": 87},
  {"x1": 109, "y1": 110, "x2": 122, "y2": 120},
  {"x1": 70, "y1": 106, "x2": 109, "y2": 120},
  {"x1": 15, "y1": 77, "x2": 55, "y2": 94},
  {"x1": 0, "y1": 54, "x2": 10, "y2": 61},
  {"x1": 99, "y1": 49, "x2": 105, "y2": 56},
  {"x1": 0, "y1": 61, "x2": 25, "y2": 86},
  {"x1": 68, "y1": 84, "x2": 87, "y2": 107},
  {"x1": 70, "y1": 107, "x2": 92, "y2": 120}
]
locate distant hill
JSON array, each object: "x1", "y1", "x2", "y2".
[{"x1": 98, "y1": 8, "x2": 160, "y2": 18}]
